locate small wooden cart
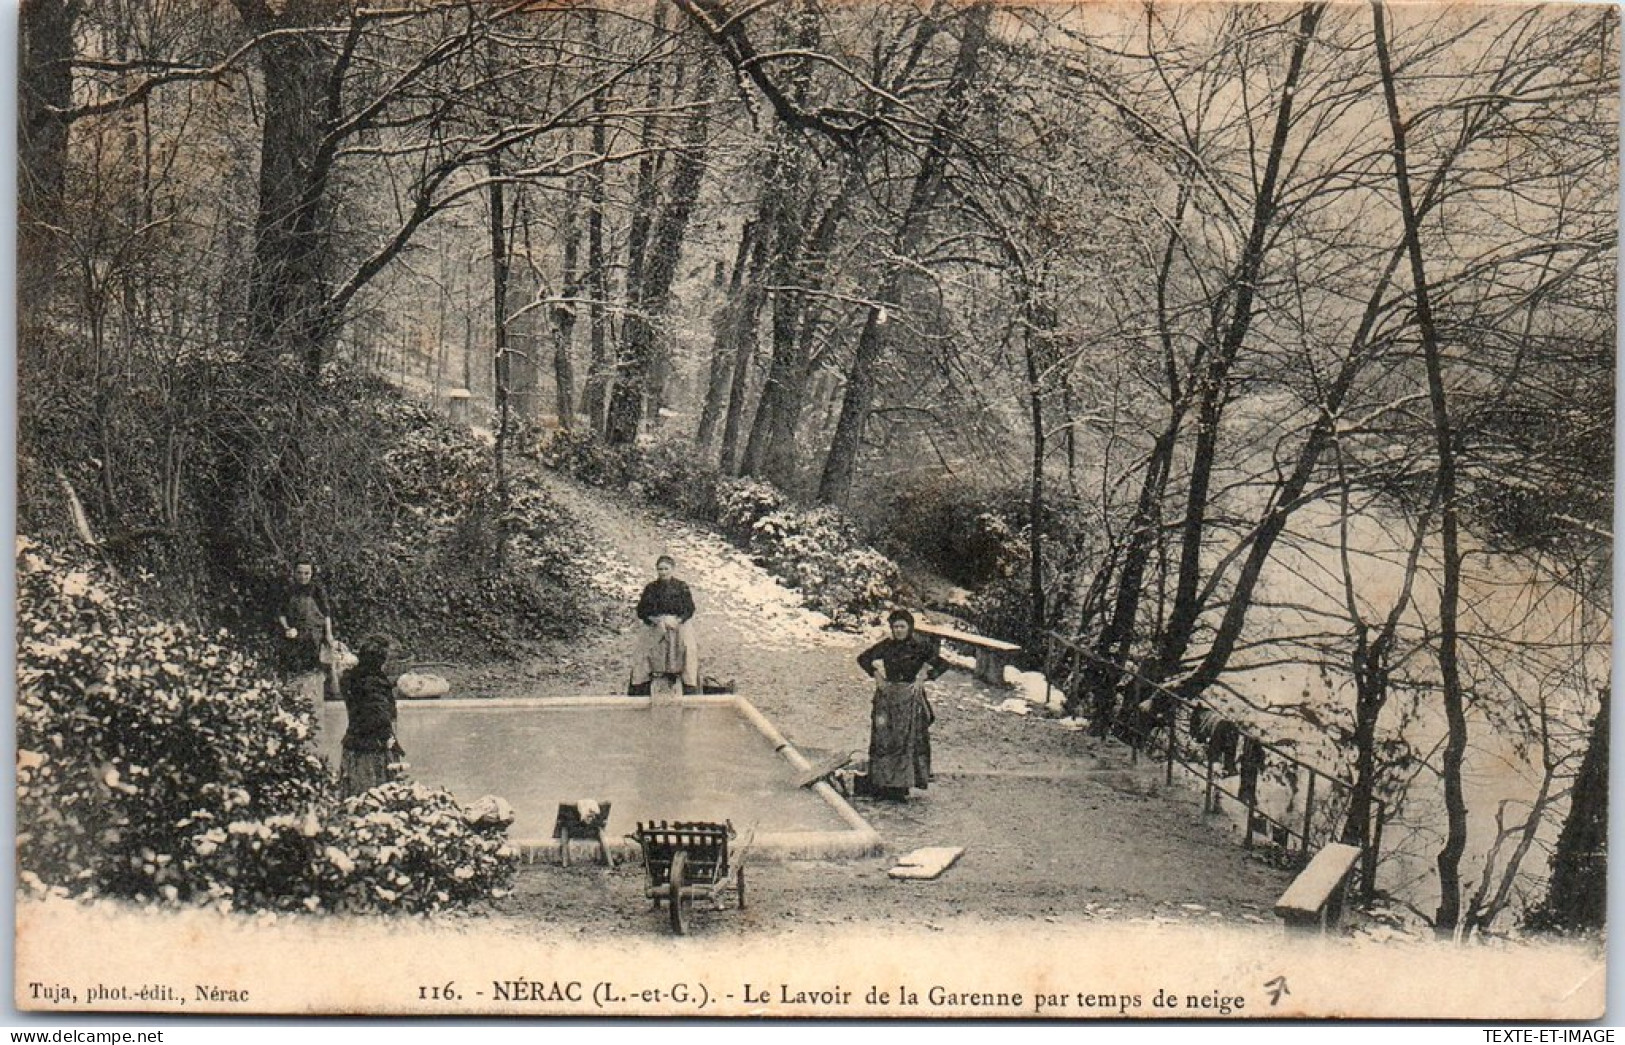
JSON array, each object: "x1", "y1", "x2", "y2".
[{"x1": 629, "y1": 820, "x2": 748, "y2": 935}]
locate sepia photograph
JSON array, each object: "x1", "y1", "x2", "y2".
[{"x1": 11, "y1": 0, "x2": 1616, "y2": 1023}]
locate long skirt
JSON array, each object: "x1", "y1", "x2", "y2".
[
  {"x1": 281, "y1": 632, "x2": 323, "y2": 673},
  {"x1": 868, "y1": 682, "x2": 933, "y2": 791},
  {"x1": 338, "y1": 749, "x2": 393, "y2": 798},
  {"x1": 628, "y1": 616, "x2": 699, "y2": 689}
]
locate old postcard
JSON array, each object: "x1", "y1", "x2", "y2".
[{"x1": 13, "y1": 0, "x2": 1613, "y2": 1021}]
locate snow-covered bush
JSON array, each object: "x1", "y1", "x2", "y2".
[
  {"x1": 313, "y1": 784, "x2": 516, "y2": 914},
  {"x1": 177, "y1": 784, "x2": 516, "y2": 915},
  {"x1": 714, "y1": 477, "x2": 789, "y2": 541},
  {"x1": 537, "y1": 428, "x2": 633, "y2": 489},
  {"x1": 326, "y1": 390, "x2": 599, "y2": 653},
  {"x1": 16, "y1": 537, "x2": 518, "y2": 913},
  {"x1": 876, "y1": 479, "x2": 1032, "y2": 588},
  {"x1": 748, "y1": 507, "x2": 901, "y2": 628},
  {"x1": 16, "y1": 536, "x2": 324, "y2": 900},
  {"x1": 543, "y1": 431, "x2": 720, "y2": 519}
]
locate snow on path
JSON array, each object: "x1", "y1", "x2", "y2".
[{"x1": 538, "y1": 470, "x2": 858, "y2": 655}]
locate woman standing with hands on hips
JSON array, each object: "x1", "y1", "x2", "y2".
[{"x1": 857, "y1": 609, "x2": 947, "y2": 801}]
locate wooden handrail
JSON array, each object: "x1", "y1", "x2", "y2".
[
  {"x1": 1043, "y1": 630, "x2": 1355, "y2": 791},
  {"x1": 1043, "y1": 629, "x2": 1383, "y2": 889}
]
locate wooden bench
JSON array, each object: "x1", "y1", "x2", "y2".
[
  {"x1": 915, "y1": 621, "x2": 1022, "y2": 687},
  {"x1": 1273, "y1": 842, "x2": 1361, "y2": 933}
]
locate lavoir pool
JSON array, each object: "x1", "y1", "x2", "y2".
[{"x1": 317, "y1": 695, "x2": 880, "y2": 860}]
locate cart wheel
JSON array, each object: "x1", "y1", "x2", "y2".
[
  {"x1": 736, "y1": 866, "x2": 746, "y2": 910},
  {"x1": 668, "y1": 851, "x2": 689, "y2": 935}
]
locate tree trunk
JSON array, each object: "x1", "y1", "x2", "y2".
[
  {"x1": 817, "y1": 1, "x2": 993, "y2": 506},
  {"x1": 734, "y1": 149, "x2": 799, "y2": 476},
  {"x1": 1024, "y1": 293, "x2": 1060, "y2": 638},
  {"x1": 1150, "y1": 2, "x2": 1325, "y2": 682},
  {"x1": 1333, "y1": 441, "x2": 1435, "y2": 899},
  {"x1": 18, "y1": 0, "x2": 78, "y2": 339},
  {"x1": 1341, "y1": 631, "x2": 1383, "y2": 850},
  {"x1": 236, "y1": 0, "x2": 350, "y2": 376},
  {"x1": 740, "y1": 274, "x2": 800, "y2": 478},
  {"x1": 1528, "y1": 691, "x2": 1608, "y2": 932},
  {"x1": 505, "y1": 198, "x2": 541, "y2": 422},
  {"x1": 697, "y1": 222, "x2": 754, "y2": 453},
  {"x1": 719, "y1": 230, "x2": 771, "y2": 474},
  {"x1": 488, "y1": 162, "x2": 513, "y2": 565},
  {"x1": 818, "y1": 301, "x2": 888, "y2": 505},
  {"x1": 519, "y1": 172, "x2": 580, "y2": 430},
  {"x1": 1075, "y1": 176, "x2": 1195, "y2": 726},
  {"x1": 1079, "y1": 427, "x2": 1176, "y2": 728},
  {"x1": 1373, "y1": 0, "x2": 1468, "y2": 936},
  {"x1": 738, "y1": 10, "x2": 840, "y2": 486},
  {"x1": 551, "y1": 204, "x2": 581, "y2": 429},
  {"x1": 749, "y1": 177, "x2": 852, "y2": 490},
  {"x1": 580, "y1": 8, "x2": 613, "y2": 432},
  {"x1": 602, "y1": 8, "x2": 674, "y2": 441},
  {"x1": 605, "y1": 62, "x2": 715, "y2": 445}
]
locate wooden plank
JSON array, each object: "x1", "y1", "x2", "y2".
[
  {"x1": 1274, "y1": 843, "x2": 1361, "y2": 918},
  {"x1": 915, "y1": 622, "x2": 1021, "y2": 652},
  {"x1": 795, "y1": 752, "x2": 857, "y2": 789},
  {"x1": 887, "y1": 846, "x2": 965, "y2": 880}
]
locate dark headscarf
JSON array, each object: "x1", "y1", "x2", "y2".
[{"x1": 356, "y1": 633, "x2": 394, "y2": 673}]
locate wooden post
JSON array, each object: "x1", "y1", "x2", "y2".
[
  {"x1": 1362, "y1": 802, "x2": 1386, "y2": 901},
  {"x1": 1042, "y1": 636, "x2": 1054, "y2": 709},
  {"x1": 1165, "y1": 700, "x2": 1177, "y2": 785},
  {"x1": 1069, "y1": 647, "x2": 1086, "y2": 723},
  {"x1": 1301, "y1": 773, "x2": 1317, "y2": 863}
]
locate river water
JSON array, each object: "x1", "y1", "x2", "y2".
[{"x1": 1183, "y1": 498, "x2": 1609, "y2": 925}]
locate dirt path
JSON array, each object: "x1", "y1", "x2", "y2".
[{"x1": 449, "y1": 470, "x2": 1294, "y2": 938}]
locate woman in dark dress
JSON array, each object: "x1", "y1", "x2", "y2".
[
  {"x1": 629, "y1": 555, "x2": 700, "y2": 694},
  {"x1": 277, "y1": 560, "x2": 339, "y2": 699},
  {"x1": 277, "y1": 562, "x2": 334, "y2": 665},
  {"x1": 339, "y1": 634, "x2": 403, "y2": 797},
  {"x1": 856, "y1": 609, "x2": 948, "y2": 800}
]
